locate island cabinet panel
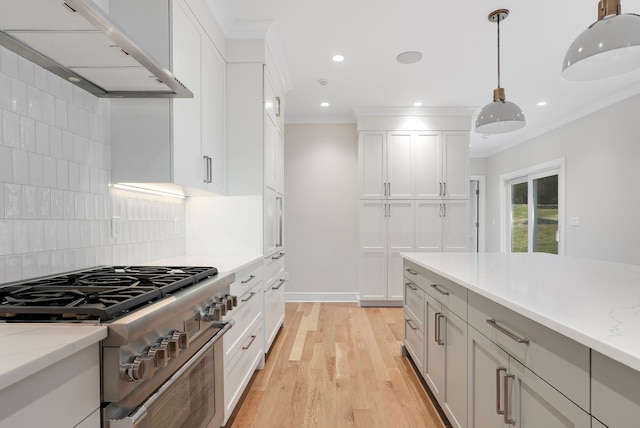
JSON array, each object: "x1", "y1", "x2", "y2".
[
  {"x1": 592, "y1": 350, "x2": 640, "y2": 428},
  {"x1": 467, "y1": 291, "x2": 590, "y2": 412}
]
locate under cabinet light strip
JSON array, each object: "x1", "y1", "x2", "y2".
[{"x1": 112, "y1": 183, "x2": 186, "y2": 199}]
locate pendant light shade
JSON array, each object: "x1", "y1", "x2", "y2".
[
  {"x1": 475, "y1": 9, "x2": 526, "y2": 135},
  {"x1": 562, "y1": 0, "x2": 640, "y2": 81}
]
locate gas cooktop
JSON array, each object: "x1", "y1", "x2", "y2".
[{"x1": 0, "y1": 266, "x2": 219, "y2": 322}]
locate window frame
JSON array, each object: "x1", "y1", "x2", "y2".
[{"x1": 500, "y1": 158, "x2": 566, "y2": 255}]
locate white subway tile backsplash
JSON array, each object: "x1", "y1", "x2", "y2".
[
  {"x1": 5, "y1": 183, "x2": 20, "y2": 218},
  {"x1": 37, "y1": 187, "x2": 50, "y2": 219},
  {"x1": 72, "y1": 85, "x2": 84, "y2": 107},
  {"x1": 3, "y1": 110, "x2": 20, "y2": 148},
  {"x1": 73, "y1": 134, "x2": 85, "y2": 163},
  {"x1": 43, "y1": 220, "x2": 57, "y2": 251},
  {"x1": 85, "y1": 194, "x2": 95, "y2": 220},
  {"x1": 56, "y1": 159, "x2": 69, "y2": 190},
  {"x1": 0, "y1": 73, "x2": 10, "y2": 110},
  {"x1": 42, "y1": 92, "x2": 55, "y2": 126},
  {"x1": 69, "y1": 220, "x2": 80, "y2": 248},
  {"x1": 81, "y1": 221, "x2": 91, "y2": 247},
  {"x1": 57, "y1": 220, "x2": 69, "y2": 249},
  {"x1": 0, "y1": 146, "x2": 12, "y2": 182},
  {"x1": 12, "y1": 149, "x2": 29, "y2": 184},
  {"x1": 27, "y1": 85, "x2": 42, "y2": 121},
  {"x1": 17, "y1": 57, "x2": 34, "y2": 86},
  {"x1": 68, "y1": 104, "x2": 78, "y2": 134},
  {"x1": 62, "y1": 130, "x2": 74, "y2": 160},
  {"x1": 68, "y1": 162, "x2": 80, "y2": 191},
  {"x1": 34, "y1": 64, "x2": 47, "y2": 92},
  {"x1": 51, "y1": 250, "x2": 63, "y2": 273},
  {"x1": 63, "y1": 191, "x2": 74, "y2": 219},
  {"x1": 49, "y1": 127, "x2": 62, "y2": 157},
  {"x1": 60, "y1": 80, "x2": 73, "y2": 104},
  {"x1": 80, "y1": 165, "x2": 90, "y2": 193},
  {"x1": 0, "y1": 220, "x2": 12, "y2": 255},
  {"x1": 55, "y1": 97, "x2": 68, "y2": 129},
  {"x1": 28, "y1": 152, "x2": 43, "y2": 186},
  {"x1": 0, "y1": 256, "x2": 5, "y2": 283},
  {"x1": 35, "y1": 121, "x2": 49, "y2": 155},
  {"x1": 13, "y1": 219, "x2": 29, "y2": 253},
  {"x1": 22, "y1": 254, "x2": 38, "y2": 279},
  {"x1": 5, "y1": 255, "x2": 22, "y2": 282},
  {"x1": 11, "y1": 78, "x2": 27, "y2": 115},
  {"x1": 48, "y1": 73, "x2": 60, "y2": 97},
  {"x1": 21, "y1": 185, "x2": 36, "y2": 219},
  {"x1": 20, "y1": 116, "x2": 36, "y2": 151},
  {"x1": 37, "y1": 252, "x2": 51, "y2": 277},
  {"x1": 50, "y1": 189, "x2": 63, "y2": 220},
  {"x1": 0, "y1": 47, "x2": 18, "y2": 78},
  {"x1": 43, "y1": 156, "x2": 56, "y2": 188},
  {"x1": 78, "y1": 108, "x2": 89, "y2": 138},
  {"x1": 29, "y1": 220, "x2": 44, "y2": 252},
  {"x1": 75, "y1": 193, "x2": 85, "y2": 220}
]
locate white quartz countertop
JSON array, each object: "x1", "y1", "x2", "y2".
[
  {"x1": 401, "y1": 252, "x2": 640, "y2": 372},
  {"x1": 0, "y1": 324, "x2": 107, "y2": 390},
  {"x1": 145, "y1": 253, "x2": 264, "y2": 274}
]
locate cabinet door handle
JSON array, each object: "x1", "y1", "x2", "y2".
[
  {"x1": 208, "y1": 156, "x2": 213, "y2": 183},
  {"x1": 442, "y1": 203, "x2": 447, "y2": 217},
  {"x1": 503, "y1": 373, "x2": 515, "y2": 425},
  {"x1": 439, "y1": 203, "x2": 443, "y2": 218},
  {"x1": 443, "y1": 182, "x2": 447, "y2": 196},
  {"x1": 388, "y1": 182, "x2": 391, "y2": 196},
  {"x1": 272, "y1": 278, "x2": 285, "y2": 290},
  {"x1": 439, "y1": 182, "x2": 443, "y2": 196},
  {"x1": 434, "y1": 312, "x2": 445, "y2": 345},
  {"x1": 275, "y1": 96, "x2": 281, "y2": 117},
  {"x1": 486, "y1": 319, "x2": 530, "y2": 344},
  {"x1": 430, "y1": 283, "x2": 450, "y2": 296},
  {"x1": 406, "y1": 318, "x2": 418, "y2": 331},
  {"x1": 388, "y1": 202, "x2": 391, "y2": 217},
  {"x1": 271, "y1": 252, "x2": 285, "y2": 260},
  {"x1": 241, "y1": 291, "x2": 256, "y2": 303},
  {"x1": 496, "y1": 367, "x2": 506, "y2": 415},
  {"x1": 242, "y1": 334, "x2": 258, "y2": 350},
  {"x1": 405, "y1": 282, "x2": 418, "y2": 291},
  {"x1": 383, "y1": 182, "x2": 387, "y2": 197},
  {"x1": 203, "y1": 155, "x2": 209, "y2": 183},
  {"x1": 241, "y1": 275, "x2": 256, "y2": 284}
]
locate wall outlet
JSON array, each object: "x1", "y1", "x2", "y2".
[{"x1": 570, "y1": 217, "x2": 580, "y2": 227}]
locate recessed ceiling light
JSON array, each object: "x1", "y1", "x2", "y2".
[
  {"x1": 332, "y1": 54, "x2": 345, "y2": 62},
  {"x1": 320, "y1": 102, "x2": 330, "y2": 107},
  {"x1": 396, "y1": 51, "x2": 423, "y2": 64},
  {"x1": 537, "y1": 101, "x2": 548, "y2": 106},
  {"x1": 413, "y1": 102, "x2": 423, "y2": 107}
]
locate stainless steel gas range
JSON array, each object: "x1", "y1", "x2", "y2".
[{"x1": 0, "y1": 265, "x2": 236, "y2": 428}]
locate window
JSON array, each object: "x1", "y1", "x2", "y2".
[{"x1": 501, "y1": 159, "x2": 564, "y2": 255}]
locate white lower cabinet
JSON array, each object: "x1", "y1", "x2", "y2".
[
  {"x1": 467, "y1": 327, "x2": 589, "y2": 428},
  {"x1": 264, "y1": 252, "x2": 286, "y2": 352},
  {"x1": 223, "y1": 261, "x2": 265, "y2": 425}
]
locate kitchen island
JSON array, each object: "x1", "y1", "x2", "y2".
[{"x1": 401, "y1": 252, "x2": 640, "y2": 428}]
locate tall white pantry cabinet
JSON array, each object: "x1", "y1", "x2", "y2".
[{"x1": 357, "y1": 116, "x2": 470, "y2": 304}]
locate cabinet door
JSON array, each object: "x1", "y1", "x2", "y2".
[
  {"x1": 442, "y1": 200, "x2": 470, "y2": 252},
  {"x1": 508, "y1": 357, "x2": 590, "y2": 428},
  {"x1": 424, "y1": 294, "x2": 443, "y2": 399},
  {"x1": 359, "y1": 201, "x2": 387, "y2": 300},
  {"x1": 387, "y1": 201, "x2": 414, "y2": 300},
  {"x1": 359, "y1": 132, "x2": 386, "y2": 199},
  {"x1": 592, "y1": 350, "x2": 640, "y2": 428},
  {"x1": 276, "y1": 126, "x2": 285, "y2": 194},
  {"x1": 264, "y1": 111, "x2": 278, "y2": 192},
  {"x1": 442, "y1": 309, "x2": 467, "y2": 428},
  {"x1": 264, "y1": 187, "x2": 277, "y2": 254},
  {"x1": 415, "y1": 200, "x2": 443, "y2": 252},
  {"x1": 264, "y1": 275, "x2": 285, "y2": 351},
  {"x1": 387, "y1": 132, "x2": 413, "y2": 199},
  {"x1": 172, "y1": 0, "x2": 203, "y2": 189},
  {"x1": 201, "y1": 37, "x2": 226, "y2": 194},
  {"x1": 442, "y1": 132, "x2": 469, "y2": 199},
  {"x1": 468, "y1": 327, "x2": 509, "y2": 428},
  {"x1": 414, "y1": 132, "x2": 442, "y2": 199}
]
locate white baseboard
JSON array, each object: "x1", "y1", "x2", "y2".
[{"x1": 284, "y1": 292, "x2": 359, "y2": 302}]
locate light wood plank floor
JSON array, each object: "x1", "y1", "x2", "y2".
[{"x1": 229, "y1": 302, "x2": 445, "y2": 428}]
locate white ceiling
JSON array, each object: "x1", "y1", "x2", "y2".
[{"x1": 208, "y1": 0, "x2": 640, "y2": 157}]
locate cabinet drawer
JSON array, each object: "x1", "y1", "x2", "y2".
[
  {"x1": 230, "y1": 260, "x2": 263, "y2": 297},
  {"x1": 404, "y1": 310, "x2": 424, "y2": 372},
  {"x1": 224, "y1": 317, "x2": 264, "y2": 422},
  {"x1": 422, "y1": 269, "x2": 467, "y2": 321},
  {"x1": 404, "y1": 279, "x2": 424, "y2": 331},
  {"x1": 468, "y1": 291, "x2": 590, "y2": 411},
  {"x1": 265, "y1": 251, "x2": 286, "y2": 286},
  {"x1": 403, "y1": 259, "x2": 426, "y2": 290},
  {"x1": 224, "y1": 281, "x2": 263, "y2": 361},
  {"x1": 592, "y1": 350, "x2": 640, "y2": 428}
]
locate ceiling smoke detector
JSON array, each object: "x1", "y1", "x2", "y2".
[
  {"x1": 396, "y1": 51, "x2": 423, "y2": 64},
  {"x1": 318, "y1": 79, "x2": 329, "y2": 86}
]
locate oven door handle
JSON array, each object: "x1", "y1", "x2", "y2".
[{"x1": 112, "y1": 320, "x2": 234, "y2": 427}]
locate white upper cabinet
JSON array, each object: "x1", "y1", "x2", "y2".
[
  {"x1": 359, "y1": 132, "x2": 386, "y2": 199},
  {"x1": 442, "y1": 132, "x2": 470, "y2": 199},
  {"x1": 110, "y1": 0, "x2": 226, "y2": 196},
  {"x1": 387, "y1": 132, "x2": 413, "y2": 199}
]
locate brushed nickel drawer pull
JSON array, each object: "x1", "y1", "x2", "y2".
[
  {"x1": 241, "y1": 275, "x2": 256, "y2": 284},
  {"x1": 272, "y1": 278, "x2": 285, "y2": 290},
  {"x1": 430, "y1": 283, "x2": 450, "y2": 296},
  {"x1": 406, "y1": 268, "x2": 418, "y2": 275},
  {"x1": 406, "y1": 282, "x2": 418, "y2": 291},
  {"x1": 406, "y1": 318, "x2": 418, "y2": 331},
  {"x1": 271, "y1": 252, "x2": 285, "y2": 260},
  {"x1": 241, "y1": 292, "x2": 256, "y2": 303},
  {"x1": 486, "y1": 319, "x2": 530, "y2": 344},
  {"x1": 242, "y1": 334, "x2": 257, "y2": 350}
]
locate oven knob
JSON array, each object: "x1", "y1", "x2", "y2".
[
  {"x1": 121, "y1": 354, "x2": 155, "y2": 382},
  {"x1": 161, "y1": 336, "x2": 179, "y2": 358},
  {"x1": 171, "y1": 331, "x2": 189, "y2": 350},
  {"x1": 225, "y1": 294, "x2": 238, "y2": 309},
  {"x1": 215, "y1": 302, "x2": 227, "y2": 316},
  {"x1": 201, "y1": 305, "x2": 222, "y2": 322},
  {"x1": 147, "y1": 345, "x2": 168, "y2": 368}
]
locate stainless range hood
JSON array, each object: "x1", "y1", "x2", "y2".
[{"x1": 0, "y1": 0, "x2": 193, "y2": 98}]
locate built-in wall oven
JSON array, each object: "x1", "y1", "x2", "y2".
[{"x1": 0, "y1": 266, "x2": 237, "y2": 428}]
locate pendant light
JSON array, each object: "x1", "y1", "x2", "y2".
[
  {"x1": 562, "y1": 0, "x2": 640, "y2": 81},
  {"x1": 476, "y1": 9, "x2": 526, "y2": 135}
]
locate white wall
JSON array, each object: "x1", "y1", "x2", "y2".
[
  {"x1": 484, "y1": 93, "x2": 640, "y2": 265},
  {"x1": 0, "y1": 46, "x2": 185, "y2": 282},
  {"x1": 284, "y1": 123, "x2": 359, "y2": 301}
]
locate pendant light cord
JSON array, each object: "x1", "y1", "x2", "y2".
[{"x1": 497, "y1": 14, "x2": 501, "y2": 89}]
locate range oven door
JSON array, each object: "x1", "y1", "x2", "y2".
[{"x1": 106, "y1": 323, "x2": 230, "y2": 428}]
